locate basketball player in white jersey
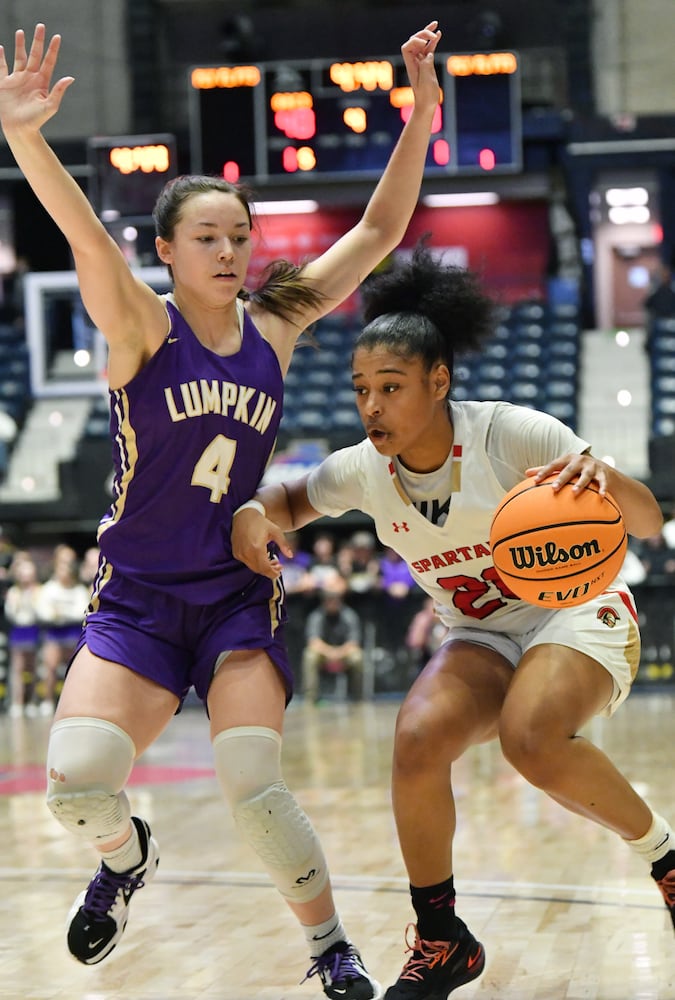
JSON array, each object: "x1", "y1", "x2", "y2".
[{"x1": 232, "y1": 242, "x2": 675, "y2": 1000}]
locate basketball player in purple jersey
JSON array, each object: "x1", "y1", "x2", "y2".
[
  {"x1": 233, "y1": 244, "x2": 675, "y2": 999},
  {"x1": 0, "y1": 21, "x2": 441, "y2": 997}
]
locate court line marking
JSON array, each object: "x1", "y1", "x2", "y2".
[{"x1": 0, "y1": 866, "x2": 664, "y2": 911}]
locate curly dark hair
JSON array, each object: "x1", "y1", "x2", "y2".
[{"x1": 356, "y1": 239, "x2": 496, "y2": 380}]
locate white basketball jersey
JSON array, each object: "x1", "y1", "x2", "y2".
[{"x1": 307, "y1": 400, "x2": 595, "y2": 635}]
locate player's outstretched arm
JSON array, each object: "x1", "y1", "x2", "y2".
[
  {"x1": 255, "y1": 20, "x2": 442, "y2": 363},
  {"x1": 0, "y1": 25, "x2": 166, "y2": 358}
]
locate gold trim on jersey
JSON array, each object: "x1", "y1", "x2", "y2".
[
  {"x1": 85, "y1": 555, "x2": 114, "y2": 617},
  {"x1": 269, "y1": 574, "x2": 285, "y2": 634},
  {"x1": 625, "y1": 617, "x2": 641, "y2": 681},
  {"x1": 388, "y1": 461, "x2": 413, "y2": 505},
  {"x1": 97, "y1": 388, "x2": 139, "y2": 538},
  {"x1": 450, "y1": 443, "x2": 463, "y2": 492}
]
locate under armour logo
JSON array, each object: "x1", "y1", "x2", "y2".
[{"x1": 392, "y1": 522, "x2": 410, "y2": 533}]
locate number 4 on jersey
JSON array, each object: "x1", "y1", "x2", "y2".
[{"x1": 191, "y1": 434, "x2": 237, "y2": 503}]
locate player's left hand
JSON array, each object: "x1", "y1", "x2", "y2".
[
  {"x1": 232, "y1": 507, "x2": 293, "y2": 580},
  {"x1": 527, "y1": 452, "x2": 611, "y2": 496}
]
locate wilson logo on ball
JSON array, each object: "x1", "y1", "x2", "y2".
[
  {"x1": 489, "y1": 474, "x2": 627, "y2": 608},
  {"x1": 509, "y1": 538, "x2": 601, "y2": 569}
]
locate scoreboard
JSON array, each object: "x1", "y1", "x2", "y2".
[
  {"x1": 189, "y1": 51, "x2": 521, "y2": 184},
  {"x1": 87, "y1": 133, "x2": 177, "y2": 219}
]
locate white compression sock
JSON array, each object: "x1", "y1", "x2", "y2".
[
  {"x1": 303, "y1": 914, "x2": 347, "y2": 957},
  {"x1": 625, "y1": 812, "x2": 674, "y2": 864},
  {"x1": 100, "y1": 821, "x2": 142, "y2": 873}
]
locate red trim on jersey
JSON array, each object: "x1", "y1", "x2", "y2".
[{"x1": 602, "y1": 589, "x2": 639, "y2": 625}]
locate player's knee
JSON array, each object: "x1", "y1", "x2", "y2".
[
  {"x1": 46, "y1": 717, "x2": 135, "y2": 842},
  {"x1": 499, "y1": 714, "x2": 557, "y2": 787},
  {"x1": 212, "y1": 725, "x2": 283, "y2": 804},
  {"x1": 213, "y1": 725, "x2": 328, "y2": 902},
  {"x1": 395, "y1": 701, "x2": 456, "y2": 772}
]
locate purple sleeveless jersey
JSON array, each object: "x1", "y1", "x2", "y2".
[{"x1": 97, "y1": 299, "x2": 283, "y2": 605}]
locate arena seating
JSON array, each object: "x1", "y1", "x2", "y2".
[
  {"x1": 649, "y1": 316, "x2": 675, "y2": 437},
  {"x1": 0, "y1": 298, "x2": 584, "y2": 481},
  {"x1": 280, "y1": 299, "x2": 581, "y2": 440}
]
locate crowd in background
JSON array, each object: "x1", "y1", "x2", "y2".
[
  {"x1": 0, "y1": 515, "x2": 675, "y2": 715},
  {"x1": 0, "y1": 540, "x2": 96, "y2": 716}
]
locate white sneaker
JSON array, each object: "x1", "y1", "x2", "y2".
[
  {"x1": 39, "y1": 700, "x2": 55, "y2": 716},
  {"x1": 66, "y1": 816, "x2": 160, "y2": 965},
  {"x1": 8, "y1": 704, "x2": 23, "y2": 719}
]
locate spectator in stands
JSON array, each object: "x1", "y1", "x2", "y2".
[
  {"x1": 78, "y1": 545, "x2": 101, "y2": 589},
  {"x1": 35, "y1": 544, "x2": 89, "y2": 714},
  {"x1": 638, "y1": 529, "x2": 675, "y2": 581},
  {"x1": 380, "y1": 546, "x2": 415, "y2": 599},
  {"x1": 378, "y1": 545, "x2": 420, "y2": 658},
  {"x1": 275, "y1": 530, "x2": 312, "y2": 594},
  {"x1": 305, "y1": 531, "x2": 341, "y2": 592},
  {"x1": 0, "y1": 525, "x2": 16, "y2": 606},
  {"x1": 301, "y1": 572, "x2": 364, "y2": 703},
  {"x1": 344, "y1": 530, "x2": 381, "y2": 596},
  {"x1": 405, "y1": 596, "x2": 448, "y2": 673},
  {"x1": 4, "y1": 551, "x2": 41, "y2": 717}
]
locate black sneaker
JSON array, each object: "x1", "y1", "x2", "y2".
[
  {"x1": 384, "y1": 919, "x2": 485, "y2": 999},
  {"x1": 67, "y1": 816, "x2": 159, "y2": 964},
  {"x1": 652, "y1": 867, "x2": 675, "y2": 933},
  {"x1": 303, "y1": 940, "x2": 382, "y2": 999}
]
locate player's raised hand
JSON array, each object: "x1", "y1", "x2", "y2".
[
  {"x1": 0, "y1": 24, "x2": 74, "y2": 135},
  {"x1": 401, "y1": 20, "x2": 442, "y2": 111}
]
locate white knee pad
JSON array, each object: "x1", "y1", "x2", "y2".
[
  {"x1": 46, "y1": 717, "x2": 135, "y2": 843},
  {"x1": 213, "y1": 726, "x2": 328, "y2": 903}
]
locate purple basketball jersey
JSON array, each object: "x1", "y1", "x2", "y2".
[{"x1": 97, "y1": 299, "x2": 283, "y2": 604}]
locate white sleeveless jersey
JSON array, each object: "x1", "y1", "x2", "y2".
[{"x1": 306, "y1": 400, "x2": 607, "y2": 635}]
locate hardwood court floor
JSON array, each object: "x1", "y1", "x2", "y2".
[{"x1": 0, "y1": 691, "x2": 673, "y2": 999}]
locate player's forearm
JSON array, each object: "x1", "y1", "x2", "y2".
[
  {"x1": 606, "y1": 469, "x2": 663, "y2": 538},
  {"x1": 360, "y1": 103, "x2": 437, "y2": 246},
  {"x1": 255, "y1": 474, "x2": 320, "y2": 531},
  {"x1": 4, "y1": 128, "x2": 107, "y2": 256}
]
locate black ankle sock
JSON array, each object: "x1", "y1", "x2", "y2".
[
  {"x1": 651, "y1": 849, "x2": 675, "y2": 881},
  {"x1": 410, "y1": 877, "x2": 457, "y2": 941}
]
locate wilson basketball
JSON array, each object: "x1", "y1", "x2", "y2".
[{"x1": 489, "y1": 474, "x2": 627, "y2": 608}]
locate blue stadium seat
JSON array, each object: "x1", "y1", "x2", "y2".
[
  {"x1": 305, "y1": 368, "x2": 336, "y2": 388},
  {"x1": 294, "y1": 408, "x2": 330, "y2": 433},
  {"x1": 512, "y1": 300, "x2": 546, "y2": 322}
]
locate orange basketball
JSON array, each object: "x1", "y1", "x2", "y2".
[{"x1": 489, "y1": 474, "x2": 627, "y2": 608}]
